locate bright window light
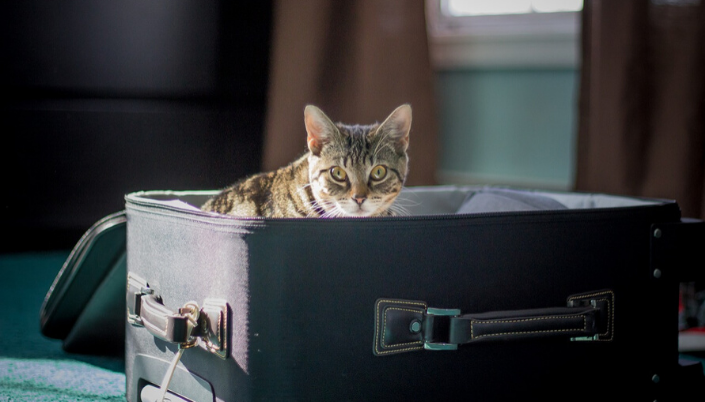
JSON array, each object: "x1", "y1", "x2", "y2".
[
  {"x1": 445, "y1": 0, "x2": 582, "y2": 16},
  {"x1": 531, "y1": 0, "x2": 583, "y2": 13}
]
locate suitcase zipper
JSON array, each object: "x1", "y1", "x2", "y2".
[{"x1": 126, "y1": 195, "x2": 680, "y2": 225}]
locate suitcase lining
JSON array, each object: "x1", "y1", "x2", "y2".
[{"x1": 127, "y1": 186, "x2": 669, "y2": 218}]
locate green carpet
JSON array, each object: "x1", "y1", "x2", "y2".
[{"x1": 0, "y1": 251, "x2": 126, "y2": 401}]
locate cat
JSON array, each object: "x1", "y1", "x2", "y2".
[{"x1": 201, "y1": 104, "x2": 411, "y2": 218}]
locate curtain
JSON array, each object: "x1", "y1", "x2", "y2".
[
  {"x1": 576, "y1": 0, "x2": 705, "y2": 219},
  {"x1": 263, "y1": 0, "x2": 439, "y2": 186}
]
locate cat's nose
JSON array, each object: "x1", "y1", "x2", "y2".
[{"x1": 352, "y1": 196, "x2": 366, "y2": 206}]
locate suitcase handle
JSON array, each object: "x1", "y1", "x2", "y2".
[
  {"x1": 126, "y1": 272, "x2": 230, "y2": 359},
  {"x1": 373, "y1": 289, "x2": 614, "y2": 356}
]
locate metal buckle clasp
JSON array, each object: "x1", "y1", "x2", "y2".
[
  {"x1": 424, "y1": 307, "x2": 461, "y2": 351},
  {"x1": 569, "y1": 299, "x2": 600, "y2": 342}
]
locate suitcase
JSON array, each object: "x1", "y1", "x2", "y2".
[
  {"x1": 41, "y1": 185, "x2": 705, "y2": 401},
  {"x1": 40, "y1": 210, "x2": 127, "y2": 356}
]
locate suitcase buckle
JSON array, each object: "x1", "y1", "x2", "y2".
[
  {"x1": 566, "y1": 290, "x2": 615, "y2": 342},
  {"x1": 424, "y1": 307, "x2": 461, "y2": 351},
  {"x1": 126, "y1": 273, "x2": 230, "y2": 359}
]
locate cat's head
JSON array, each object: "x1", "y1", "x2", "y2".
[{"x1": 304, "y1": 104, "x2": 411, "y2": 217}]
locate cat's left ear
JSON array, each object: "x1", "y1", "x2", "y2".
[
  {"x1": 377, "y1": 104, "x2": 412, "y2": 153},
  {"x1": 304, "y1": 105, "x2": 338, "y2": 156}
]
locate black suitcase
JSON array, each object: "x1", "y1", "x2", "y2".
[{"x1": 42, "y1": 185, "x2": 705, "y2": 401}]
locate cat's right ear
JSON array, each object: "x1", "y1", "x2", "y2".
[
  {"x1": 377, "y1": 104, "x2": 412, "y2": 154},
  {"x1": 304, "y1": 105, "x2": 337, "y2": 156}
]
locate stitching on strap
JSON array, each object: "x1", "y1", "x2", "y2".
[
  {"x1": 383, "y1": 307, "x2": 425, "y2": 348},
  {"x1": 470, "y1": 314, "x2": 586, "y2": 340},
  {"x1": 567, "y1": 290, "x2": 615, "y2": 341},
  {"x1": 374, "y1": 299, "x2": 426, "y2": 354}
]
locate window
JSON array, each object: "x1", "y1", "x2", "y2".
[
  {"x1": 444, "y1": 0, "x2": 582, "y2": 16},
  {"x1": 426, "y1": 0, "x2": 582, "y2": 68}
]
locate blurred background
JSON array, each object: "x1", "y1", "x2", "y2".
[
  {"x1": 1, "y1": 1, "x2": 272, "y2": 251},
  {"x1": 1, "y1": 0, "x2": 704, "y2": 254}
]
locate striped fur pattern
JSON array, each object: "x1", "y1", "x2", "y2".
[{"x1": 202, "y1": 104, "x2": 412, "y2": 218}]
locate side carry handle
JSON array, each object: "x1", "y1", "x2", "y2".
[
  {"x1": 127, "y1": 273, "x2": 230, "y2": 402},
  {"x1": 373, "y1": 289, "x2": 614, "y2": 356},
  {"x1": 126, "y1": 272, "x2": 229, "y2": 359}
]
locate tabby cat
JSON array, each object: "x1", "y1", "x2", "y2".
[{"x1": 201, "y1": 104, "x2": 411, "y2": 218}]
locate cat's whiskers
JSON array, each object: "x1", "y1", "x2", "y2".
[
  {"x1": 308, "y1": 198, "x2": 340, "y2": 218},
  {"x1": 304, "y1": 203, "x2": 319, "y2": 218},
  {"x1": 388, "y1": 203, "x2": 410, "y2": 216},
  {"x1": 391, "y1": 196, "x2": 422, "y2": 208},
  {"x1": 305, "y1": 199, "x2": 325, "y2": 218},
  {"x1": 321, "y1": 206, "x2": 343, "y2": 219}
]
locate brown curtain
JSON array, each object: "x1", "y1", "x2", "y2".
[
  {"x1": 263, "y1": 0, "x2": 439, "y2": 186},
  {"x1": 576, "y1": 0, "x2": 705, "y2": 219}
]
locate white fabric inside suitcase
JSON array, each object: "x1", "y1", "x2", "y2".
[
  {"x1": 397, "y1": 186, "x2": 660, "y2": 216},
  {"x1": 130, "y1": 186, "x2": 667, "y2": 217}
]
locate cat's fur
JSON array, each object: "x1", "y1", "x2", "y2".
[{"x1": 201, "y1": 104, "x2": 411, "y2": 218}]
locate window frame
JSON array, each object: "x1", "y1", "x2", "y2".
[{"x1": 426, "y1": 0, "x2": 582, "y2": 69}]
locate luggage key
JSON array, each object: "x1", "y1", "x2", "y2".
[
  {"x1": 127, "y1": 273, "x2": 231, "y2": 401},
  {"x1": 148, "y1": 302, "x2": 200, "y2": 402}
]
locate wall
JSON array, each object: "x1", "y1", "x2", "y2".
[
  {"x1": 434, "y1": 68, "x2": 579, "y2": 190},
  {"x1": 426, "y1": 2, "x2": 581, "y2": 191},
  {"x1": 0, "y1": 1, "x2": 273, "y2": 252}
]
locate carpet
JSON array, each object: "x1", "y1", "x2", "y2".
[{"x1": 0, "y1": 251, "x2": 126, "y2": 401}]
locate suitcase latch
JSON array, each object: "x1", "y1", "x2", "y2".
[
  {"x1": 126, "y1": 272, "x2": 230, "y2": 359},
  {"x1": 372, "y1": 299, "x2": 462, "y2": 356},
  {"x1": 423, "y1": 307, "x2": 462, "y2": 351}
]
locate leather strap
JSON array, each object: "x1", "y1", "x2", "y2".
[
  {"x1": 446, "y1": 306, "x2": 597, "y2": 344},
  {"x1": 374, "y1": 289, "x2": 614, "y2": 356},
  {"x1": 138, "y1": 293, "x2": 197, "y2": 344}
]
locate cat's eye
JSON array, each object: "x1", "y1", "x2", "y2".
[
  {"x1": 370, "y1": 165, "x2": 387, "y2": 181},
  {"x1": 330, "y1": 166, "x2": 347, "y2": 182}
]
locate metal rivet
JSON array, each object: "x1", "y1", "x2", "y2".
[
  {"x1": 653, "y1": 269, "x2": 662, "y2": 279},
  {"x1": 652, "y1": 374, "x2": 660, "y2": 384},
  {"x1": 409, "y1": 319, "x2": 422, "y2": 334},
  {"x1": 653, "y1": 228, "x2": 662, "y2": 238}
]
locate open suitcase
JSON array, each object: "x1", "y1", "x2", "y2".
[{"x1": 41, "y1": 185, "x2": 705, "y2": 401}]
